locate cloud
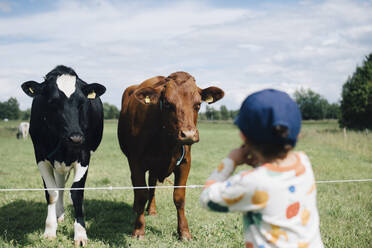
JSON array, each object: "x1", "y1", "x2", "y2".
[
  {"x1": 0, "y1": 0, "x2": 371, "y2": 111},
  {"x1": 0, "y1": 1, "x2": 12, "y2": 13}
]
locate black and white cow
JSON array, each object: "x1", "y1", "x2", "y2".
[{"x1": 21, "y1": 65, "x2": 106, "y2": 246}]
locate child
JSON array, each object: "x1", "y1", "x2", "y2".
[{"x1": 200, "y1": 89, "x2": 323, "y2": 248}]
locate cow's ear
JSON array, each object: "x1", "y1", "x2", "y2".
[
  {"x1": 200, "y1": 86, "x2": 224, "y2": 104},
  {"x1": 134, "y1": 87, "x2": 160, "y2": 105},
  {"x1": 82, "y1": 83, "x2": 106, "y2": 99},
  {"x1": 21, "y1": 81, "x2": 42, "y2": 98}
]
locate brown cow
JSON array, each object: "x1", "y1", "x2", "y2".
[{"x1": 117, "y1": 72, "x2": 224, "y2": 240}]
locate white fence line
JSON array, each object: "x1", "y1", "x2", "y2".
[
  {"x1": 0, "y1": 179, "x2": 371, "y2": 192},
  {"x1": 315, "y1": 179, "x2": 372, "y2": 184}
]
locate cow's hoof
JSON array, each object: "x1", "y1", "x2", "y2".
[
  {"x1": 43, "y1": 233, "x2": 57, "y2": 240},
  {"x1": 132, "y1": 234, "x2": 145, "y2": 240},
  {"x1": 147, "y1": 210, "x2": 157, "y2": 216},
  {"x1": 74, "y1": 239, "x2": 88, "y2": 247},
  {"x1": 43, "y1": 222, "x2": 57, "y2": 240},
  {"x1": 57, "y1": 214, "x2": 65, "y2": 223},
  {"x1": 132, "y1": 229, "x2": 145, "y2": 240},
  {"x1": 74, "y1": 222, "x2": 88, "y2": 247},
  {"x1": 179, "y1": 232, "x2": 192, "y2": 241}
]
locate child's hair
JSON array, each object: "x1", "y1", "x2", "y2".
[{"x1": 246, "y1": 125, "x2": 294, "y2": 161}]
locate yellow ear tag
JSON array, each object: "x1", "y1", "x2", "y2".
[
  {"x1": 29, "y1": 87, "x2": 34, "y2": 94},
  {"x1": 145, "y1": 96, "x2": 151, "y2": 104},
  {"x1": 205, "y1": 95, "x2": 214, "y2": 103},
  {"x1": 87, "y1": 91, "x2": 96, "y2": 99}
]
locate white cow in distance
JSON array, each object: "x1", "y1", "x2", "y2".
[{"x1": 17, "y1": 122, "x2": 30, "y2": 140}]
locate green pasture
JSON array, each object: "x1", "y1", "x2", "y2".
[{"x1": 0, "y1": 120, "x2": 371, "y2": 247}]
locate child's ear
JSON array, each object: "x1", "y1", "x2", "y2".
[{"x1": 239, "y1": 132, "x2": 247, "y2": 143}]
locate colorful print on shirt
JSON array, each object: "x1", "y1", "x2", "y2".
[{"x1": 200, "y1": 152, "x2": 324, "y2": 248}]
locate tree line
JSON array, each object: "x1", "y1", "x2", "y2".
[
  {"x1": 0, "y1": 89, "x2": 357, "y2": 123},
  {"x1": 0, "y1": 97, "x2": 29, "y2": 120},
  {"x1": 0, "y1": 99, "x2": 121, "y2": 121},
  {"x1": 198, "y1": 88, "x2": 341, "y2": 121},
  {"x1": 198, "y1": 105, "x2": 238, "y2": 121},
  {"x1": 294, "y1": 88, "x2": 340, "y2": 120},
  {"x1": 1, "y1": 52, "x2": 371, "y2": 130}
]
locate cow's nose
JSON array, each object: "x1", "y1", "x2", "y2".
[
  {"x1": 178, "y1": 129, "x2": 199, "y2": 144},
  {"x1": 69, "y1": 134, "x2": 83, "y2": 144}
]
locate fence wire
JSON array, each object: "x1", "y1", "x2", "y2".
[{"x1": 0, "y1": 179, "x2": 371, "y2": 192}]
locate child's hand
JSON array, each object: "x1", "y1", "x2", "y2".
[{"x1": 228, "y1": 145, "x2": 255, "y2": 166}]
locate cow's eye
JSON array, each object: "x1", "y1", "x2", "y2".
[
  {"x1": 163, "y1": 101, "x2": 174, "y2": 110},
  {"x1": 194, "y1": 103, "x2": 201, "y2": 111}
]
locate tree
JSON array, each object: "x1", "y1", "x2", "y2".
[
  {"x1": 212, "y1": 108, "x2": 221, "y2": 120},
  {"x1": 229, "y1": 110, "x2": 239, "y2": 120},
  {"x1": 205, "y1": 106, "x2": 221, "y2": 120},
  {"x1": 205, "y1": 105, "x2": 214, "y2": 120},
  {"x1": 103, "y1": 102, "x2": 120, "y2": 119},
  {"x1": 294, "y1": 88, "x2": 330, "y2": 120},
  {"x1": 21, "y1": 108, "x2": 31, "y2": 121},
  {"x1": 198, "y1": 112, "x2": 207, "y2": 120},
  {"x1": 324, "y1": 103, "x2": 340, "y2": 119},
  {"x1": 340, "y1": 53, "x2": 372, "y2": 129},
  {"x1": 0, "y1": 97, "x2": 20, "y2": 120},
  {"x1": 220, "y1": 105, "x2": 229, "y2": 120}
]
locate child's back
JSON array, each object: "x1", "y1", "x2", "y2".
[{"x1": 200, "y1": 89, "x2": 323, "y2": 247}]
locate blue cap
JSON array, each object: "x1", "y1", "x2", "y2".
[{"x1": 234, "y1": 89, "x2": 301, "y2": 146}]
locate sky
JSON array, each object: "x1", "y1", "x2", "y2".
[{"x1": 0, "y1": 0, "x2": 371, "y2": 111}]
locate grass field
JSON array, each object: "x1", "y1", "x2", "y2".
[{"x1": 0, "y1": 120, "x2": 371, "y2": 247}]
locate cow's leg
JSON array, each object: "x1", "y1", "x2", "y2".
[
  {"x1": 131, "y1": 168, "x2": 148, "y2": 239},
  {"x1": 38, "y1": 160, "x2": 58, "y2": 239},
  {"x1": 71, "y1": 163, "x2": 89, "y2": 247},
  {"x1": 54, "y1": 170, "x2": 66, "y2": 223},
  {"x1": 173, "y1": 159, "x2": 192, "y2": 240},
  {"x1": 146, "y1": 172, "x2": 157, "y2": 216}
]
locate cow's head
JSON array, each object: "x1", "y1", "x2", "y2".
[
  {"x1": 135, "y1": 72, "x2": 224, "y2": 145},
  {"x1": 21, "y1": 65, "x2": 106, "y2": 147}
]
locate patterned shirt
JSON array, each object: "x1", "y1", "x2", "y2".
[{"x1": 200, "y1": 151, "x2": 324, "y2": 248}]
